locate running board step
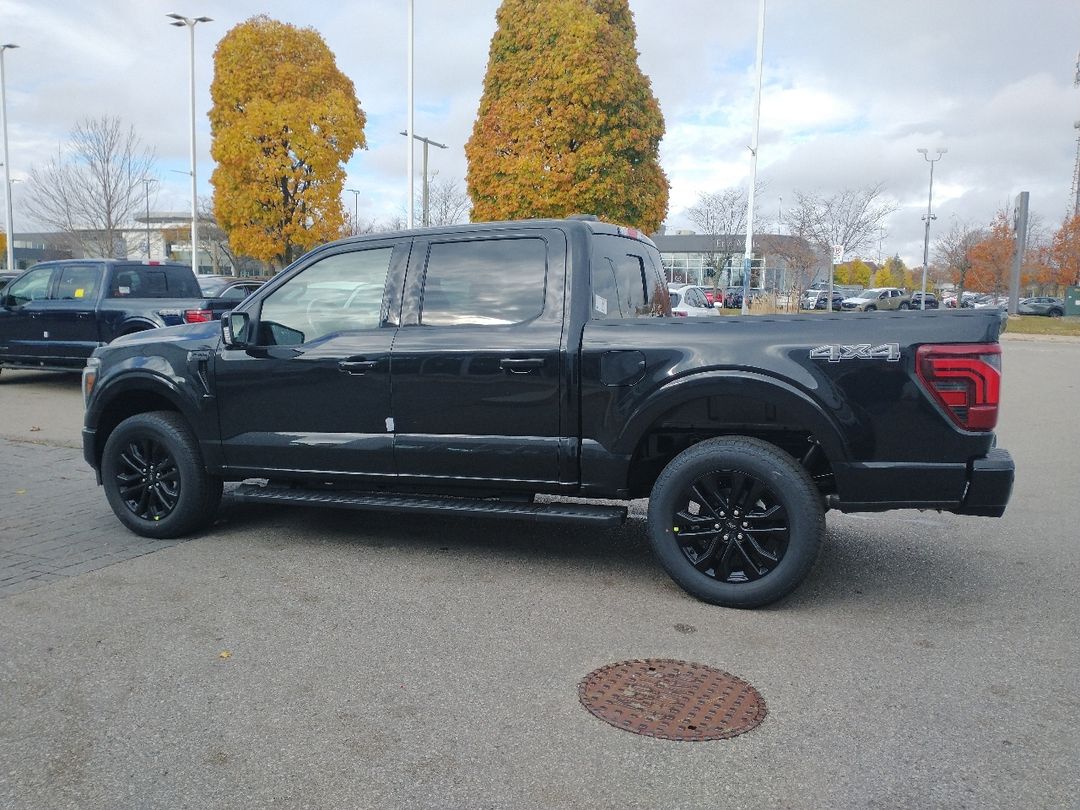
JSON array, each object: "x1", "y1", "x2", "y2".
[{"x1": 231, "y1": 484, "x2": 628, "y2": 527}]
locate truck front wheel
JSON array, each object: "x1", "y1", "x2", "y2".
[
  {"x1": 101, "y1": 411, "x2": 222, "y2": 539},
  {"x1": 646, "y1": 437, "x2": 824, "y2": 608}
]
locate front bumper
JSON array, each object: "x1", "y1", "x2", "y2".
[{"x1": 83, "y1": 427, "x2": 102, "y2": 484}]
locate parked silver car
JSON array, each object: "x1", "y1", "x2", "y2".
[
  {"x1": 1017, "y1": 296, "x2": 1064, "y2": 317},
  {"x1": 841, "y1": 287, "x2": 912, "y2": 312}
]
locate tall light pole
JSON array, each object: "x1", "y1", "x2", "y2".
[
  {"x1": 406, "y1": 0, "x2": 414, "y2": 229},
  {"x1": 167, "y1": 13, "x2": 212, "y2": 273},
  {"x1": 741, "y1": 0, "x2": 765, "y2": 315},
  {"x1": 141, "y1": 178, "x2": 156, "y2": 259},
  {"x1": 917, "y1": 147, "x2": 946, "y2": 310},
  {"x1": 400, "y1": 132, "x2": 447, "y2": 227},
  {"x1": 1, "y1": 44, "x2": 18, "y2": 273},
  {"x1": 346, "y1": 188, "x2": 360, "y2": 234}
]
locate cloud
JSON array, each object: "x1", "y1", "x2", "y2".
[{"x1": 1, "y1": 0, "x2": 1078, "y2": 266}]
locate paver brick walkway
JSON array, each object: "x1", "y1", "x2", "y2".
[{"x1": 0, "y1": 438, "x2": 185, "y2": 596}]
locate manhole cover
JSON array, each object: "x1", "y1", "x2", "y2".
[{"x1": 578, "y1": 658, "x2": 766, "y2": 741}]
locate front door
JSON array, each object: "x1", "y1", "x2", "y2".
[
  {"x1": 389, "y1": 229, "x2": 571, "y2": 488},
  {"x1": 0, "y1": 266, "x2": 58, "y2": 363},
  {"x1": 214, "y1": 240, "x2": 407, "y2": 480}
]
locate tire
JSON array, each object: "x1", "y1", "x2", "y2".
[
  {"x1": 899, "y1": 302, "x2": 910, "y2": 310},
  {"x1": 865, "y1": 304, "x2": 876, "y2": 311},
  {"x1": 1049, "y1": 308, "x2": 1063, "y2": 318},
  {"x1": 646, "y1": 437, "x2": 824, "y2": 608},
  {"x1": 101, "y1": 411, "x2": 223, "y2": 539}
]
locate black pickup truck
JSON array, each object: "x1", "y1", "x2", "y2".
[
  {"x1": 0, "y1": 259, "x2": 227, "y2": 374},
  {"x1": 81, "y1": 219, "x2": 1014, "y2": 607}
]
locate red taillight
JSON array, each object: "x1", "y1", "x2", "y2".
[
  {"x1": 915, "y1": 343, "x2": 1001, "y2": 431},
  {"x1": 184, "y1": 308, "x2": 213, "y2": 323}
]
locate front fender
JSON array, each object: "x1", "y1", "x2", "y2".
[{"x1": 83, "y1": 358, "x2": 221, "y2": 474}]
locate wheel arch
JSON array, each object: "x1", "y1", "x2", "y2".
[
  {"x1": 117, "y1": 318, "x2": 159, "y2": 336},
  {"x1": 613, "y1": 371, "x2": 850, "y2": 499},
  {"x1": 87, "y1": 373, "x2": 198, "y2": 471}
]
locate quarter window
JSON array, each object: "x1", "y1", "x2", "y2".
[{"x1": 590, "y1": 235, "x2": 670, "y2": 318}]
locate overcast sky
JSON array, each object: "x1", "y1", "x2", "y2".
[{"x1": 4, "y1": 0, "x2": 1079, "y2": 265}]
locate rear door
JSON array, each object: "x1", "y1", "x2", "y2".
[{"x1": 389, "y1": 228, "x2": 570, "y2": 487}]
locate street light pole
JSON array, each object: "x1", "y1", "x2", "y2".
[
  {"x1": 741, "y1": 0, "x2": 765, "y2": 315},
  {"x1": 400, "y1": 132, "x2": 447, "y2": 227},
  {"x1": 917, "y1": 147, "x2": 946, "y2": 310},
  {"x1": 141, "y1": 178, "x2": 156, "y2": 259},
  {"x1": 406, "y1": 0, "x2": 414, "y2": 229},
  {"x1": 346, "y1": 188, "x2": 360, "y2": 234},
  {"x1": 167, "y1": 13, "x2": 212, "y2": 273},
  {"x1": 1, "y1": 44, "x2": 18, "y2": 273}
]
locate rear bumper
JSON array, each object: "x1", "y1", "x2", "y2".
[
  {"x1": 954, "y1": 448, "x2": 1014, "y2": 517},
  {"x1": 831, "y1": 448, "x2": 1014, "y2": 517}
]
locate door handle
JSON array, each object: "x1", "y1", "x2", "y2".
[
  {"x1": 499, "y1": 358, "x2": 544, "y2": 373},
  {"x1": 338, "y1": 359, "x2": 378, "y2": 375}
]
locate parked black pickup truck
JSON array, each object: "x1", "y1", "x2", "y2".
[
  {"x1": 0, "y1": 259, "x2": 227, "y2": 374},
  {"x1": 81, "y1": 219, "x2": 1014, "y2": 607}
]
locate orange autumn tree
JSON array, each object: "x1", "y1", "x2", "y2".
[
  {"x1": 968, "y1": 211, "x2": 1015, "y2": 295},
  {"x1": 1049, "y1": 213, "x2": 1080, "y2": 289},
  {"x1": 466, "y1": 0, "x2": 669, "y2": 232},
  {"x1": 210, "y1": 16, "x2": 366, "y2": 269}
]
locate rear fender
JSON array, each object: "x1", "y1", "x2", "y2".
[{"x1": 614, "y1": 370, "x2": 852, "y2": 465}]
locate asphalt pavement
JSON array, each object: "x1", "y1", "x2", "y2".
[{"x1": 0, "y1": 337, "x2": 1077, "y2": 809}]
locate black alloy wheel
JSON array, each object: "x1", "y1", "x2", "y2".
[
  {"x1": 647, "y1": 437, "x2": 824, "y2": 608},
  {"x1": 114, "y1": 436, "x2": 181, "y2": 521},
  {"x1": 671, "y1": 469, "x2": 790, "y2": 584},
  {"x1": 101, "y1": 411, "x2": 222, "y2": 538}
]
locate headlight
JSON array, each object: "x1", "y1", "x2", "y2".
[{"x1": 82, "y1": 357, "x2": 101, "y2": 408}]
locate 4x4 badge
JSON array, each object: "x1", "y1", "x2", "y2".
[{"x1": 810, "y1": 343, "x2": 901, "y2": 362}]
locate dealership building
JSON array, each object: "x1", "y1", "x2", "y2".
[{"x1": 650, "y1": 231, "x2": 818, "y2": 293}]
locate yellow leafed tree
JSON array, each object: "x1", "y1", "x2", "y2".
[
  {"x1": 466, "y1": 0, "x2": 669, "y2": 233},
  {"x1": 209, "y1": 16, "x2": 366, "y2": 269}
]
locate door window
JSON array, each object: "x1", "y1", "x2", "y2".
[
  {"x1": 420, "y1": 238, "x2": 546, "y2": 326},
  {"x1": 5, "y1": 267, "x2": 54, "y2": 306},
  {"x1": 55, "y1": 266, "x2": 102, "y2": 300},
  {"x1": 256, "y1": 248, "x2": 394, "y2": 346}
]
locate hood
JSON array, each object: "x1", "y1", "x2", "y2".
[{"x1": 97, "y1": 320, "x2": 220, "y2": 353}]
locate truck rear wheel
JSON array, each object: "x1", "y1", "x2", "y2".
[
  {"x1": 101, "y1": 411, "x2": 222, "y2": 539},
  {"x1": 646, "y1": 437, "x2": 824, "y2": 608}
]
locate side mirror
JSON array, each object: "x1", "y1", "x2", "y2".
[{"x1": 222, "y1": 310, "x2": 250, "y2": 348}]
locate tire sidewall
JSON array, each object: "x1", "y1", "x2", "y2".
[
  {"x1": 101, "y1": 413, "x2": 207, "y2": 539},
  {"x1": 647, "y1": 439, "x2": 823, "y2": 608}
]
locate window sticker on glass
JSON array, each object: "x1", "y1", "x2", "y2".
[
  {"x1": 75, "y1": 288, "x2": 85, "y2": 298},
  {"x1": 594, "y1": 294, "x2": 608, "y2": 315},
  {"x1": 118, "y1": 286, "x2": 130, "y2": 295}
]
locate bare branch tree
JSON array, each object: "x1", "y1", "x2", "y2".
[
  {"x1": 24, "y1": 116, "x2": 156, "y2": 258},
  {"x1": 785, "y1": 183, "x2": 898, "y2": 258},
  {"x1": 757, "y1": 235, "x2": 820, "y2": 301},
  {"x1": 935, "y1": 218, "x2": 985, "y2": 300},
  {"x1": 685, "y1": 187, "x2": 756, "y2": 236},
  {"x1": 683, "y1": 184, "x2": 767, "y2": 293},
  {"x1": 425, "y1": 175, "x2": 471, "y2": 227}
]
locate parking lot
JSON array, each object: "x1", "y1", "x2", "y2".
[{"x1": 1, "y1": 335, "x2": 1078, "y2": 809}]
